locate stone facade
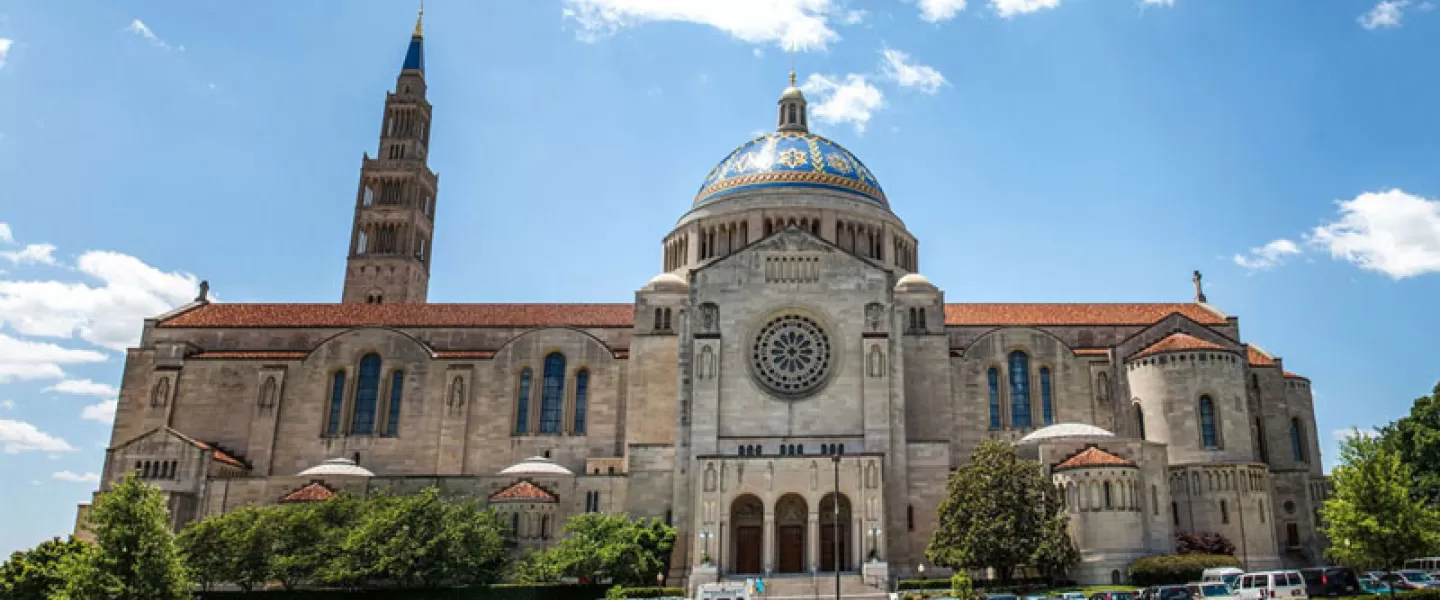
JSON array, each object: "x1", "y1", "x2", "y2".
[{"x1": 77, "y1": 18, "x2": 1331, "y2": 592}]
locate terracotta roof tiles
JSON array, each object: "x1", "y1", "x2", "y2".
[
  {"x1": 1131, "y1": 333, "x2": 1230, "y2": 360},
  {"x1": 160, "y1": 303, "x2": 636, "y2": 329},
  {"x1": 191, "y1": 351, "x2": 308, "y2": 360},
  {"x1": 1054, "y1": 446, "x2": 1136, "y2": 471},
  {"x1": 1284, "y1": 371, "x2": 1308, "y2": 380},
  {"x1": 488, "y1": 480, "x2": 557, "y2": 503},
  {"x1": 1248, "y1": 346, "x2": 1277, "y2": 367},
  {"x1": 1073, "y1": 348, "x2": 1109, "y2": 356},
  {"x1": 280, "y1": 482, "x2": 335, "y2": 503},
  {"x1": 943, "y1": 303, "x2": 1225, "y2": 326}
]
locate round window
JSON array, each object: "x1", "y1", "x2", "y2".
[
  {"x1": 1284, "y1": 500, "x2": 1296, "y2": 514},
  {"x1": 751, "y1": 313, "x2": 833, "y2": 398}
]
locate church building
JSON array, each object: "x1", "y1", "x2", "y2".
[{"x1": 81, "y1": 14, "x2": 1330, "y2": 590}]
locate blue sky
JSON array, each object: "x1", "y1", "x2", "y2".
[{"x1": 1, "y1": 0, "x2": 1438, "y2": 556}]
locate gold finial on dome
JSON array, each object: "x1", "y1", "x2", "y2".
[
  {"x1": 789, "y1": 68, "x2": 796, "y2": 87},
  {"x1": 413, "y1": 0, "x2": 425, "y2": 37}
]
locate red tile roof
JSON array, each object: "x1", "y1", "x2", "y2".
[
  {"x1": 1284, "y1": 371, "x2": 1308, "y2": 380},
  {"x1": 280, "y1": 482, "x2": 335, "y2": 503},
  {"x1": 1248, "y1": 346, "x2": 1276, "y2": 367},
  {"x1": 1073, "y1": 348, "x2": 1109, "y2": 356},
  {"x1": 160, "y1": 303, "x2": 636, "y2": 329},
  {"x1": 488, "y1": 480, "x2": 557, "y2": 503},
  {"x1": 1054, "y1": 446, "x2": 1136, "y2": 471},
  {"x1": 1132, "y1": 333, "x2": 1230, "y2": 360},
  {"x1": 943, "y1": 303, "x2": 1226, "y2": 326},
  {"x1": 165, "y1": 428, "x2": 248, "y2": 469},
  {"x1": 191, "y1": 351, "x2": 308, "y2": 360}
]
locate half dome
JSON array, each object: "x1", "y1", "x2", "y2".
[
  {"x1": 498, "y1": 456, "x2": 574, "y2": 477},
  {"x1": 297, "y1": 457, "x2": 374, "y2": 477},
  {"x1": 1018, "y1": 423, "x2": 1116, "y2": 444},
  {"x1": 694, "y1": 131, "x2": 887, "y2": 208}
]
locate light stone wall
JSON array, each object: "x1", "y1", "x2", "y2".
[{"x1": 1125, "y1": 349, "x2": 1252, "y2": 464}]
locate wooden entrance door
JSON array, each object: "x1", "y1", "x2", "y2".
[
  {"x1": 735, "y1": 526, "x2": 762, "y2": 574},
  {"x1": 777, "y1": 525, "x2": 804, "y2": 573},
  {"x1": 820, "y1": 524, "x2": 850, "y2": 572}
]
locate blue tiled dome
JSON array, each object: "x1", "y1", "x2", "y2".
[{"x1": 694, "y1": 131, "x2": 887, "y2": 208}]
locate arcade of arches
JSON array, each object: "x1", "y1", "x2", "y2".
[{"x1": 724, "y1": 492, "x2": 857, "y2": 575}]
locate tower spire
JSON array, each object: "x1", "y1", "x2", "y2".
[{"x1": 414, "y1": 0, "x2": 424, "y2": 37}]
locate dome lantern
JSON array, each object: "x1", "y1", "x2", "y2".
[{"x1": 777, "y1": 70, "x2": 808, "y2": 133}]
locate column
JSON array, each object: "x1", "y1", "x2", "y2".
[
  {"x1": 719, "y1": 520, "x2": 728, "y2": 574},
  {"x1": 852, "y1": 515, "x2": 863, "y2": 570},
  {"x1": 808, "y1": 511, "x2": 820, "y2": 572},
  {"x1": 763, "y1": 509, "x2": 776, "y2": 575}
]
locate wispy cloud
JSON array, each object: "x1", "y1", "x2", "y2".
[
  {"x1": 1359, "y1": 1, "x2": 1410, "y2": 29},
  {"x1": 44, "y1": 378, "x2": 119, "y2": 398},
  {"x1": 127, "y1": 19, "x2": 180, "y2": 51},
  {"x1": 880, "y1": 48, "x2": 946, "y2": 94},
  {"x1": 802, "y1": 73, "x2": 885, "y2": 134},
  {"x1": 0, "y1": 419, "x2": 76, "y2": 454},
  {"x1": 912, "y1": 0, "x2": 968, "y2": 22},
  {"x1": 0, "y1": 333, "x2": 107, "y2": 383},
  {"x1": 0, "y1": 39, "x2": 13, "y2": 68},
  {"x1": 0, "y1": 243, "x2": 57, "y2": 266},
  {"x1": 1309, "y1": 189, "x2": 1440, "y2": 279},
  {"x1": 561, "y1": 0, "x2": 843, "y2": 50},
  {"x1": 0, "y1": 222, "x2": 13, "y2": 244},
  {"x1": 52, "y1": 471, "x2": 100, "y2": 483},
  {"x1": 1332, "y1": 427, "x2": 1379, "y2": 441},
  {"x1": 991, "y1": 0, "x2": 1063, "y2": 17},
  {"x1": 81, "y1": 399, "x2": 118, "y2": 423},
  {"x1": 1233, "y1": 239, "x2": 1301, "y2": 272}
]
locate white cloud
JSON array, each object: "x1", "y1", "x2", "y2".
[
  {"x1": 0, "y1": 419, "x2": 76, "y2": 453},
  {"x1": 841, "y1": 10, "x2": 867, "y2": 25},
  {"x1": 880, "y1": 48, "x2": 946, "y2": 94},
  {"x1": 1233, "y1": 239, "x2": 1301, "y2": 272},
  {"x1": 0, "y1": 250, "x2": 200, "y2": 351},
  {"x1": 44, "y1": 378, "x2": 119, "y2": 397},
  {"x1": 0, "y1": 400, "x2": 13, "y2": 410},
  {"x1": 1308, "y1": 189, "x2": 1440, "y2": 279},
  {"x1": 0, "y1": 243, "x2": 57, "y2": 266},
  {"x1": 1142, "y1": 0, "x2": 1176, "y2": 6},
  {"x1": 126, "y1": 19, "x2": 179, "y2": 50},
  {"x1": 991, "y1": 0, "x2": 1062, "y2": 17},
  {"x1": 1332, "y1": 428, "x2": 1379, "y2": 441},
  {"x1": 1359, "y1": 1, "x2": 1409, "y2": 29},
  {"x1": 0, "y1": 222, "x2": 12, "y2": 244},
  {"x1": 801, "y1": 73, "x2": 884, "y2": 134},
  {"x1": 52, "y1": 471, "x2": 100, "y2": 483},
  {"x1": 0, "y1": 333, "x2": 107, "y2": 383},
  {"x1": 81, "y1": 399, "x2": 118, "y2": 423},
  {"x1": 0, "y1": 39, "x2": 12, "y2": 69},
  {"x1": 914, "y1": 0, "x2": 968, "y2": 22},
  {"x1": 562, "y1": 0, "x2": 842, "y2": 50}
]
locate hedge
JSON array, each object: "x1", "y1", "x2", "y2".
[
  {"x1": 1128, "y1": 554, "x2": 1241, "y2": 586},
  {"x1": 606, "y1": 587, "x2": 685, "y2": 598},
  {"x1": 195, "y1": 584, "x2": 612, "y2": 600}
]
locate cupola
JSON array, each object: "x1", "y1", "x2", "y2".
[{"x1": 777, "y1": 70, "x2": 808, "y2": 132}]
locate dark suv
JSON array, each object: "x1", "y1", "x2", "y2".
[{"x1": 1302, "y1": 567, "x2": 1360, "y2": 597}]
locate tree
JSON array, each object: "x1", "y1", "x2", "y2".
[
  {"x1": 1033, "y1": 488, "x2": 1080, "y2": 584},
  {"x1": 55, "y1": 472, "x2": 191, "y2": 600},
  {"x1": 0, "y1": 537, "x2": 87, "y2": 600},
  {"x1": 541, "y1": 513, "x2": 677, "y2": 586},
  {"x1": 927, "y1": 440, "x2": 1077, "y2": 584},
  {"x1": 177, "y1": 505, "x2": 273, "y2": 592},
  {"x1": 1322, "y1": 430, "x2": 1440, "y2": 574},
  {"x1": 331, "y1": 488, "x2": 506, "y2": 588},
  {"x1": 268, "y1": 496, "x2": 360, "y2": 590},
  {"x1": 1175, "y1": 532, "x2": 1236, "y2": 556},
  {"x1": 1380, "y1": 382, "x2": 1440, "y2": 507}
]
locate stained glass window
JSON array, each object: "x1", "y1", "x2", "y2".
[
  {"x1": 573, "y1": 369, "x2": 589, "y2": 434},
  {"x1": 1291, "y1": 418, "x2": 1306, "y2": 462},
  {"x1": 1009, "y1": 351, "x2": 1031, "y2": 428},
  {"x1": 351, "y1": 354, "x2": 381, "y2": 435},
  {"x1": 385, "y1": 371, "x2": 404, "y2": 437},
  {"x1": 988, "y1": 368, "x2": 1001, "y2": 430},
  {"x1": 1040, "y1": 366, "x2": 1054, "y2": 426},
  {"x1": 327, "y1": 371, "x2": 345, "y2": 435},
  {"x1": 1135, "y1": 404, "x2": 1147, "y2": 440},
  {"x1": 1200, "y1": 395, "x2": 1218, "y2": 449},
  {"x1": 515, "y1": 369, "x2": 531, "y2": 434},
  {"x1": 540, "y1": 353, "x2": 565, "y2": 434}
]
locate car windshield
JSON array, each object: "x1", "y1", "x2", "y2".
[
  {"x1": 1111, "y1": 593, "x2": 1133, "y2": 600},
  {"x1": 1402, "y1": 571, "x2": 1432, "y2": 581},
  {"x1": 1200, "y1": 584, "x2": 1230, "y2": 596}
]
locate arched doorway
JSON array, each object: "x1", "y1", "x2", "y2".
[
  {"x1": 774, "y1": 494, "x2": 808, "y2": 573},
  {"x1": 730, "y1": 495, "x2": 763, "y2": 574},
  {"x1": 819, "y1": 492, "x2": 853, "y2": 572}
]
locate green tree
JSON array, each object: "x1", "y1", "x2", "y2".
[
  {"x1": 541, "y1": 513, "x2": 677, "y2": 586},
  {"x1": 1380, "y1": 382, "x2": 1440, "y2": 507},
  {"x1": 55, "y1": 472, "x2": 191, "y2": 600},
  {"x1": 176, "y1": 505, "x2": 272, "y2": 592},
  {"x1": 927, "y1": 440, "x2": 1076, "y2": 584},
  {"x1": 269, "y1": 496, "x2": 360, "y2": 590},
  {"x1": 1322, "y1": 430, "x2": 1440, "y2": 574},
  {"x1": 1033, "y1": 488, "x2": 1080, "y2": 584},
  {"x1": 0, "y1": 536, "x2": 87, "y2": 600},
  {"x1": 332, "y1": 488, "x2": 506, "y2": 588},
  {"x1": 509, "y1": 550, "x2": 561, "y2": 584}
]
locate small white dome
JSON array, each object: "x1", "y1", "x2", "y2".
[
  {"x1": 644, "y1": 272, "x2": 689, "y2": 293},
  {"x1": 297, "y1": 457, "x2": 374, "y2": 478},
  {"x1": 1018, "y1": 423, "x2": 1116, "y2": 444},
  {"x1": 499, "y1": 456, "x2": 574, "y2": 477},
  {"x1": 894, "y1": 273, "x2": 936, "y2": 292}
]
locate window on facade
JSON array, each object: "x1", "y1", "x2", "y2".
[
  {"x1": 416, "y1": 239, "x2": 426, "y2": 263},
  {"x1": 327, "y1": 371, "x2": 346, "y2": 435},
  {"x1": 988, "y1": 368, "x2": 1001, "y2": 430},
  {"x1": 385, "y1": 371, "x2": 403, "y2": 437},
  {"x1": 1009, "y1": 351, "x2": 1031, "y2": 428},
  {"x1": 573, "y1": 369, "x2": 589, "y2": 434},
  {"x1": 1286, "y1": 523, "x2": 1299, "y2": 547},
  {"x1": 907, "y1": 505, "x2": 914, "y2": 531},
  {"x1": 654, "y1": 308, "x2": 663, "y2": 330},
  {"x1": 1200, "y1": 395, "x2": 1219, "y2": 449},
  {"x1": 363, "y1": 186, "x2": 375, "y2": 206},
  {"x1": 1259, "y1": 499, "x2": 1266, "y2": 523},
  {"x1": 351, "y1": 354, "x2": 382, "y2": 435},
  {"x1": 1171, "y1": 502, "x2": 1179, "y2": 526},
  {"x1": 1290, "y1": 418, "x2": 1307, "y2": 462},
  {"x1": 515, "y1": 368, "x2": 532, "y2": 434},
  {"x1": 1040, "y1": 366, "x2": 1054, "y2": 426},
  {"x1": 422, "y1": 195, "x2": 431, "y2": 217},
  {"x1": 1135, "y1": 404, "x2": 1147, "y2": 440},
  {"x1": 1256, "y1": 417, "x2": 1269, "y2": 463},
  {"x1": 540, "y1": 353, "x2": 566, "y2": 434},
  {"x1": 356, "y1": 231, "x2": 368, "y2": 255},
  {"x1": 1221, "y1": 500, "x2": 1230, "y2": 524},
  {"x1": 1151, "y1": 485, "x2": 1159, "y2": 516},
  {"x1": 1104, "y1": 482, "x2": 1113, "y2": 509}
]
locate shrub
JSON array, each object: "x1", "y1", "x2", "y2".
[
  {"x1": 951, "y1": 570, "x2": 975, "y2": 599},
  {"x1": 898, "y1": 579, "x2": 954, "y2": 590},
  {"x1": 611, "y1": 587, "x2": 684, "y2": 598},
  {"x1": 1128, "y1": 554, "x2": 1241, "y2": 586},
  {"x1": 1174, "y1": 532, "x2": 1236, "y2": 556}
]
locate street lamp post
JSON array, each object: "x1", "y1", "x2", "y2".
[
  {"x1": 700, "y1": 529, "x2": 713, "y2": 565},
  {"x1": 868, "y1": 524, "x2": 881, "y2": 562},
  {"x1": 833, "y1": 452, "x2": 842, "y2": 600},
  {"x1": 918, "y1": 563, "x2": 926, "y2": 580}
]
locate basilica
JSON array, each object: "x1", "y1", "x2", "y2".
[{"x1": 81, "y1": 15, "x2": 1329, "y2": 592}]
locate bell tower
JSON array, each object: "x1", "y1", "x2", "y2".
[{"x1": 342, "y1": 8, "x2": 437, "y2": 304}]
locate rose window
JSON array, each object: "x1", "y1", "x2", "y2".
[{"x1": 751, "y1": 314, "x2": 832, "y2": 397}]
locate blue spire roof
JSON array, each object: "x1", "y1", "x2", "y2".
[{"x1": 401, "y1": 34, "x2": 424, "y2": 75}]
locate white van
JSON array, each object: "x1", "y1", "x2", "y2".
[
  {"x1": 697, "y1": 581, "x2": 751, "y2": 600},
  {"x1": 1236, "y1": 571, "x2": 1308, "y2": 600},
  {"x1": 1204, "y1": 567, "x2": 1245, "y2": 589}
]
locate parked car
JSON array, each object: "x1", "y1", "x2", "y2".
[
  {"x1": 1301, "y1": 566, "x2": 1360, "y2": 597},
  {"x1": 1090, "y1": 591, "x2": 1135, "y2": 600},
  {"x1": 984, "y1": 594, "x2": 1020, "y2": 600},
  {"x1": 1204, "y1": 567, "x2": 1246, "y2": 591},
  {"x1": 1187, "y1": 581, "x2": 1239, "y2": 600},
  {"x1": 1389, "y1": 570, "x2": 1440, "y2": 590},
  {"x1": 1235, "y1": 570, "x2": 1308, "y2": 600},
  {"x1": 1358, "y1": 575, "x2": 1392, "y2": 596},
  {"x1": 1061, "y1": 592, "x2": 1088, "y2": 600},
  {"x1": 1144, "y1": 585, "x2": 1192, "y2": 600}
]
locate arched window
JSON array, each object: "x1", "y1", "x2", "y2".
[
  {"x1": 1039, "y1": 366, "x2": 1054, "y2": 426},
  {"x1": 326, "y1": 371, "x2": 345, "y2": 435},
  {"x1": 1171, "y1": 501, "x2": 1179, "y2": 526},
  {"x1": 653, "y1": 307, "x2": 663, "y2": 330},
  {"x1": 356, "y1": 231, "x2": 368, "y2": 255},
  {"x1": 907, "y1": 505, "x2": 915, "y2": 531},
  {"x1": 1104, "y1": 482, "x2": 1113, "y2": 509},
  {"x1": 1151, "y1": 485, "x2": 1159, "y2": 516},
  {"x1": 1135, "y1": 404, "x2": 1147, "y2": 440},
  {"x1": 1220, "y1": 500, "x2": 1230, "y2": 524},
  {"x1": 573, "y1": 369, "x2": 589, "y2": 434},
  {"x1": 541, "y1": 515, "x2": 550, "y2": 540},
  {"x1": 510, "y1": 513, "x2": 520, "y2": 535},
  {"x1": 1112, "y1": 570, "x2": 1122, "y2": 585},
  {"x1": 350, "y1": 354, "x2": 382, "y2": 435},
  {"x1": 1009, "y1": 351, "x2": 1031, "y2": 428},
  {"x1": 1199, "y1": 395, "x2": 1219, "y2": 449},
  {"x1": 540, "y1": 353, "x2": 566, "y2": 434},
  {"x1": 385, "y1": 370, "x2": 404, "y2": 437},
  {"x1": 515, "y1": 368, "x2": 532, "y2": 434},
  {"x1": 1290, "y1": 418, "x2": 1307, "y2": 462},
  {"x1": 1255, "y1": 417, "x2": 1269, "y2": 463},
  {"x1": 663, "y1": 308, "x2": 672, "y2": 331},
  {"x1": 987, "y1": 368, "x2": 1001, "y2": 430}
]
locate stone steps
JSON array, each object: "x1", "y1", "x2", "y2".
[{"x1": 728, "y1": 573, "x2": 885, "y2": 599}]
